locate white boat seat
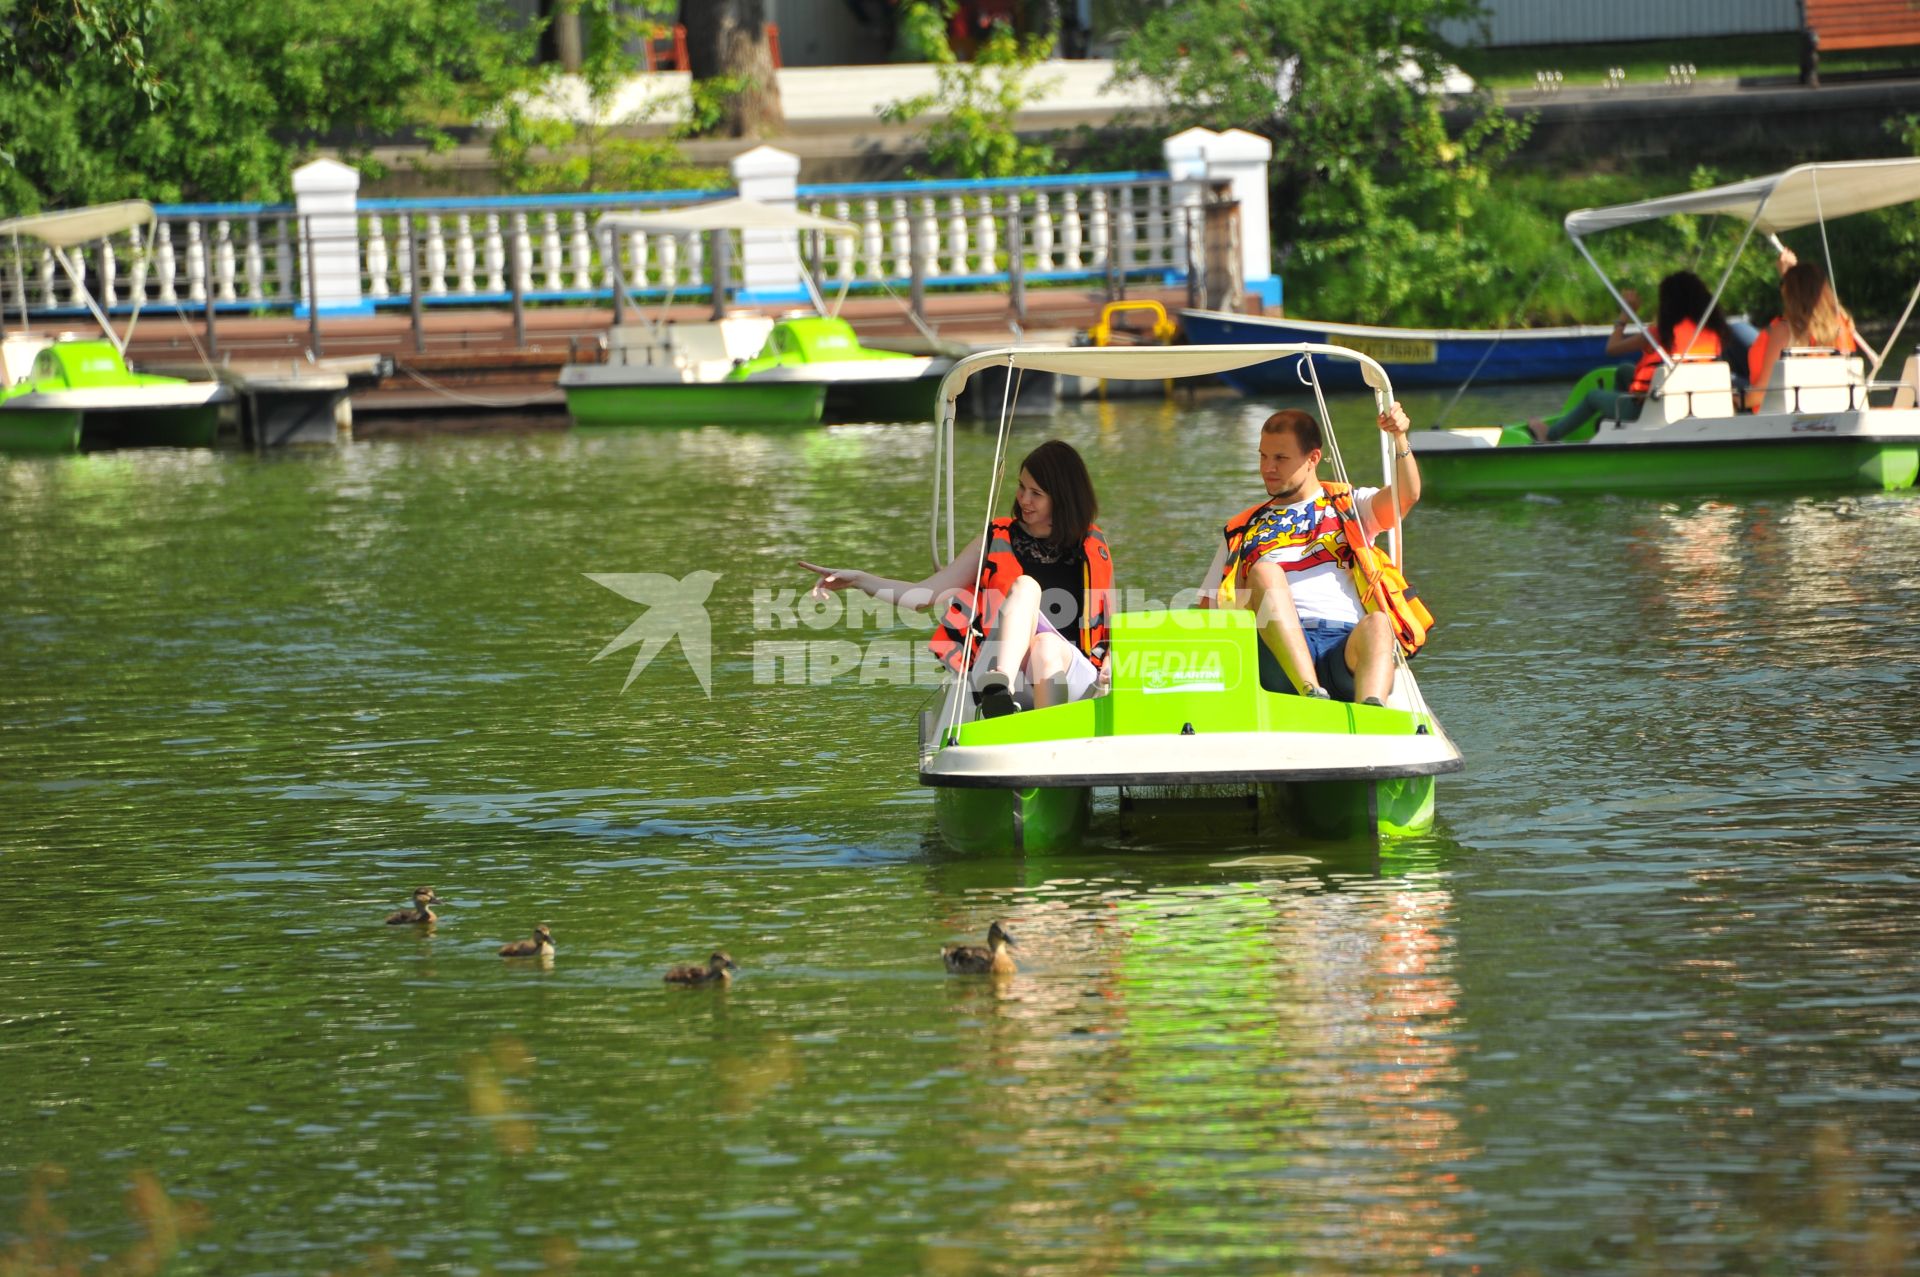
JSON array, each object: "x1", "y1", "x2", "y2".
[
  {"x1": 606, "y1": 323, "x2": 671, "y2": 367},
  {"x1": 1648, "y1": 358, "x2": 1734, "y2": 423},
  {"x1": 1754, "y1": 351, "x2": 1866, "y2": 415},
  {"x1": 1, "y1": 332, "x2": 49, "y2": 389}
]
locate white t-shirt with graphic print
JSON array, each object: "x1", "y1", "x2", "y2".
[{"x1": 1227, "y1": 486, "x2": 1383, "y2": 626}]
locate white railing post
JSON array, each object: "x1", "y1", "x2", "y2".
[
  {"x1": 485, "y1": 214, "x2": 506, "y2": 293},
  {"x1": 216, "y1": 219, "x2": 237, "y2": 302},
  {"x1": 366, "y1": 217, "x2": 391, "y2": 299},
  {"x1": 427, "y1": 213, "x2": 449, "y2": 295},
  {"x1": 129, "y1": 224, "x2": 149, "y2": 305},
  {"x1": 570, "y1": 211, "x2": 593, "y2": 291},
  {"x1": 291, "y1": 158, "x2": 367, "y2": 314},
  {"x1": 186, "y1": 220, "x2": 206, "y2": 303},
  {"x1": 99, "y1": 238, "x2": 118, "y2": 308},
  {"x1": 730, "y1": 145, "x2": 804, "y2": 299},
  {"x1": 244, "y1": 217, "x2": 265, "y2": 302},
  {"x1": 456, "y1": 214, "x2": 477, "y2": 295},
  {"x1": 154, "y1": 223, "x2": 176, "y2": 303}
]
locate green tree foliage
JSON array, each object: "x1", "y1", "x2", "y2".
[
  {"x1": 1112, "y1": 0, "x2": 1540, "y2": 324},
  {"x1": 0, "y1": 0, "x2": 532, "y2": 212},
  {"x1": 879, "y1": 4, "x2": 1061, "y2": 179},
  {"x1": 489, "y1": 0, "x2": 721, "y2": 193}
]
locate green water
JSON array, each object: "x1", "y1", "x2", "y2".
[{"x1": 5, "y1": 387, "x2": 1920, "y2": 1274}]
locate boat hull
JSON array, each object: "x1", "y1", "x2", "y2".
[
  {"x1": 80, "y1": 404, "x2": 221, "y2": 450},
  {"x1": 1416, "y1": 432, "x2": 1920, "y2": 495},
  {"x1": 918, "y1": 610, "x2": 1461, "y2": 853},
  {"x1": 0, "y1": 408, "x2": 82, "y2": 455},
  {"x1": 822, "y1": 373, "x2": 943, "y2": 424},
  {"x1": 562, "y1": 380, "x2": 826, "y2": 427},
  {"x1": 1180, "y1": 309, "x2": 1613, "y2": 389},
  {"x1": 934, "y1": 786, "x2": 1091, "y2": 854}
]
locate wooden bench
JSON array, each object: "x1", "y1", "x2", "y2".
[{"x1": 1802, "y1": 0, "x2": 1920, "y2": 86}]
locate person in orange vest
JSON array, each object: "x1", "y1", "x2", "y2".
[
  {"x1": 1528, "y1": 270, "x2": 1737, "y2": 442},
  {"x1": 1199, "y1": 404, "x2": 1418, "y2": 705},
  {"x1": 800, "y1": 439, "x2": 1112, "y2": 719},
  {"x1": 1745, "y1": 249, "x2": 1861, "y2": 410}
]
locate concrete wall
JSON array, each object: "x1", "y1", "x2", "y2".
[{"x1": 1441, "y1": 0, "x2": 1802, "y2": 48}]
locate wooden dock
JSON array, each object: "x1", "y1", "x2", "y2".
[{"x1": 118, "y1": 285, "x2": 1211, "y2": 435}]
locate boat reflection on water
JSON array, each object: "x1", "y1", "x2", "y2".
[{"x1": 921, "y1": 833, "x2": 1479, "y2": 1270}]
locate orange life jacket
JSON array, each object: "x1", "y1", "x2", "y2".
[
  {"x1": 1217, "y1": 483, "x2": 1433, "y2": 658},
  {"x1": 1630, "y1": 318, "x2": 1722, "y2": 393},
  {"x1": 927, "y1": 517, "x2": 1113, "y2": 674}
]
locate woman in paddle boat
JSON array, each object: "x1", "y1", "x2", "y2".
[
  {"x1": 1528, "y1": 270, "x2": 1739, "y2": 441},
  {"x1": 800, "y1": 439, "x2": 1112, "y2": 719},
  {"x1": 1744, "y1": 249, "x2": 1861, "y2": 411}
]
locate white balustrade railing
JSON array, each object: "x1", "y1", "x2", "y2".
[{"x1": 0, "y1": 172, "x2": 1183, "y2": 317}]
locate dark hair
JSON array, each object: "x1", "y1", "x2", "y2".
[
  {"x1": 1012, "y1": 439, "x2": 1097, "y2": 550},
  {"x1": 1260, "y1": 408, "x2": 1322, "y2": 453},
  {"x1": 1655, "y1": 270, "x2": 1735, "y2": 353}
]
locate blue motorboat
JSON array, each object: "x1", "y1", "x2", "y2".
[{"x1": 1179, "y1": 308, "x2": 1613, "y2": 389}]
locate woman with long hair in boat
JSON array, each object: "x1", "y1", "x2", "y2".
[
  {"x1": 1745, "y1": 250, "x2": 1861, "y2": 411},
  {"x1": 1529, "y1": 270, "x2": 1738, "y2": 442},
  {"x1": 800, "y1": 439, "x2": 1112, "y2": 718}
]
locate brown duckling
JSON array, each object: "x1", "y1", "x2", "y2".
[
  {"x1": 665, "y1": 951, "x2": 738, "y2": 985},
  {"x1": 385, "y1": 886, "x2": 442, "y2": 926},
  {"x1": 942, "y1": 921, "x2": 1017, "y2": 975},
  {"x1": 499, "y1": 924, "x2": 554, "y2": 958}
]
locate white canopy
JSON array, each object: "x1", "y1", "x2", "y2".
[
  {"x1": 598, "y1": 196, "x2": 856, "y2": 238},
  {"x1": 0, "y1": 200, "x2": 156, "y2": 247},
  {"x1": 935, "y1": 343, "x2": 1393, "y2": 411},
  {"x1": 932, "y1": 344, "x2": 1404, "y2": 565},
  {"x1": 1564, "y1": 159, "x2": 1920, "y2": 238}
]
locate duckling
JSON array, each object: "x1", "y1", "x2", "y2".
[
  {"x1": 664, "y1": 951, "x2": 738, "y2": 985},
  {"x1": 384, "y1": 886, "x2": 442, "y2": 926},
  {"x1": 942, "y1": 921, "x2": 1017, "y2": 975},
  {"x1": 499, "y1": 924, "x2": 554, "y2": 958}
]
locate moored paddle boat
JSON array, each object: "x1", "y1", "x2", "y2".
[
  {"x1": 0, "y1": 201, "x2": 230, "y2": 454},
  {"x1": 1413, "y1": 160, "x2": 1920, "y2": 495},
  {"x1": 920, "y1": 344, "x2": 1462, "y2": 853},
  {"x1": 558, "y1": 197, "x2": 945, "y2": 427}
]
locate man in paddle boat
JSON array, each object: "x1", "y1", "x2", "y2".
[
  {"x1": 1199, "y1": 405, "x2": 1418, "y2": 706},
  {"x1": 800, "y1": 439, "x2": 1112, "y2": 719}
]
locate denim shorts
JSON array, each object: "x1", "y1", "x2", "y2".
[
  {"x1": 1302, "y1": 619, "x2": 1357, "y2": 701},
  {"x1": 1256, "y1": 618, "x2": 1358, "y2": 700}
]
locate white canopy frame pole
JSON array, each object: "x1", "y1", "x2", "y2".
[
  {"x1": 51, "y1": 244, "x2": 124, "y2": 354},
  {"x1": 1570, "y1": 233, "x2": 1665, "y2": 371},
  {"x1": 1297, "y1": 352, "x2": 1429, "y2": 716},
  {"x1": 939, "y1": 353, "x2": 1020, "y2": 740},
  {"x1": 1695, "y1": 206, "x2": 1766, "y2": 361},
  {"x1": 1871, "y1": 277, "x2": 1920, "y2": 381},
  {"x1": 10, "y1": 232, "x2": 29, "y2": 333},
  {"x1": 1805, "y1": 170, "x2": 1886, "y2": 370}
]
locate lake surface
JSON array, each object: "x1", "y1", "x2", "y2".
[{"x1": 4, "y1": 382, "x2": 1920, "y2": 1274}]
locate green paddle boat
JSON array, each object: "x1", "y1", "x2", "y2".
[
  {"x1": 1415, "y1": 160, "x2": 1920, "y2": 495},
  {"x1": 0, "y1": 201, "x2": 229, "y2": 454},
  {"x1": 920, "y1": 344, "x2": 1463, "y2": 853},
  {"x1": 559, "y1": 198, "x2": 944, "y2": 427}
]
